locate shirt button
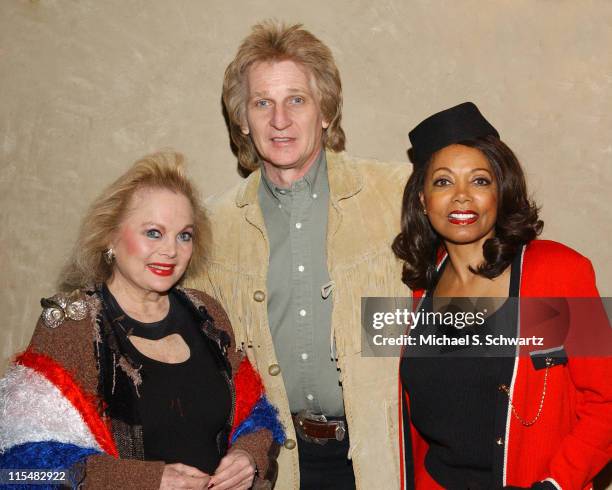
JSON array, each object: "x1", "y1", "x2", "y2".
[
  {"x1": 312, "y1": 193, "x2": 318, "y2": 199},
  {"x1": 295, "y1": 222, "x2": 302, "y2": 229},
  {"x1": 284, "y1": 439, "x2": 296, "y2": 450},
  {"x1": 301, "y1": 353, "x2": 308, "y2": 360},
  {"x1": 298, "y1": 265, "x2": 305, "y2": 272},
  {"x1": 496, "y1": 437, "x2": 504, "y2": 446},
  {"x1": 306, "y1": 394, "x2": 314, "y2": 401},
  {"x1": 278, "y1": 204, "x2": 282, "y2": 209},
  {"x1": 299, "y1": 309, "x2": 307, "y2": 317},
  {"x1": 253, "y1": 290, "x2": 266, "y2": 302},
  {"x1": 268, "y1": 364, "x2": 281, "y2": 376}
]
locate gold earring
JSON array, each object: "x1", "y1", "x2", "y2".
[{"x1": 103, "y1": 248, "x2": 115, "y2": 264}]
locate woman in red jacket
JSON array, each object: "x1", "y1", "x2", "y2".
[{"x1": 392, "y1": 102, "x2": 611, "y2": 490}]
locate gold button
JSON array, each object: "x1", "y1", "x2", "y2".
[
  {"x1": 268, "y1": 364, "x2": 281, "y2": 376},
  {"x1": 496, "y1": 437, "x2": 504, "y2": 446},
  {"x1": 498, "y1": 384, "x2": 508, "y2": 393},
  {"x1": 284, "y1": 438, "x2": 296, "y2": 450},
  {"x1": 253, "y1": 290, "x2": 266, "y2": 302}
]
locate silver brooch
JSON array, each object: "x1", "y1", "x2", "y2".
[{"x1": 41, "y1": 291, "x2": 88, "y2": 329}]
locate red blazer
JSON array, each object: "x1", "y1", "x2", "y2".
[{"x1": 399, "y1": 240, "x2": 612, "y2": 490}]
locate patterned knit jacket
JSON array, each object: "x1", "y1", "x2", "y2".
[{"x1": 0, "y1": 286, "x2": 285, "y2": 489}]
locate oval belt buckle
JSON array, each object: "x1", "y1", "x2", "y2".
[{"x1": 295, "y1": 410, "x2": 328, "y2": 445}]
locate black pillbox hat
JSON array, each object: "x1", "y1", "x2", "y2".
[{"x1": 408, "y1": 102, "x2": 499, "y2": 166}]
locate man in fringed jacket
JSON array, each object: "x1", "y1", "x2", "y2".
[{"x1": 190, "y1": 20, "x2": 410, "y2": 489}]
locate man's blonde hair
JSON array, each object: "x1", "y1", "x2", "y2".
[{"x1": 223, "y1": 20, "x2": 346, "y2": 173}]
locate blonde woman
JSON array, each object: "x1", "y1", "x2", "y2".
[{"x1": 0, "y1": 151, "x2": 284, "y2": 490}]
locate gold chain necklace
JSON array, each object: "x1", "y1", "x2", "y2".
[{"x1": 499, "y1": 357, "x2": 552, "y2": 426}]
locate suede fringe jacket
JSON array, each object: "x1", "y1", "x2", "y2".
[{"x1": 189, "y1": 150, "x2": 411, "y2": 489}]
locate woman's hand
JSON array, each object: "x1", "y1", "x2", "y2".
[
  {"x1": 160, "y1": 463, "x2": 211, "y2": 489},
  {"x1": 208, "y1": 448, "x2": 256, "y2": 490}
]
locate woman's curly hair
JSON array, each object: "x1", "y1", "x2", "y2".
[{"x1": 392, "y1": 135, "x2": 543, "y2": 291}]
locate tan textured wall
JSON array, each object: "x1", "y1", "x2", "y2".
[{"x1": 1, "y1": 0, "x2": 611, "y2": 381}]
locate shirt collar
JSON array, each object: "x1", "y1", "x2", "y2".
[
  {"x1": 260, "y1": 149, "x2": 326, "y2": 201},
  {"x1": 236, "y1": 149, "x2": 361, "y2": 208}
]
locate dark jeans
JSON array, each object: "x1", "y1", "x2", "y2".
[{"x1": 296, "y1": 417, "x2": 356, "y2": 490}]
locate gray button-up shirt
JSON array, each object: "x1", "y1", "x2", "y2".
[{"x1": 258, "y1": 151, "x2": 344, "y2": 416}]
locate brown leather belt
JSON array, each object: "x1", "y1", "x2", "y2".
[{"x1": 292, "y1": 411, "x2": 346, "y2": 444}]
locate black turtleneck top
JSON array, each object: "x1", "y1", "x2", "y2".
[{"x1": 102, "y1": 285, "x2": 232, "y2": 474}]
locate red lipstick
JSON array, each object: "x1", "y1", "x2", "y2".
[
  {"x1": 147, "y1": 263, "x2": 175, "y2": 277},
  {"x1": 448, "y1": 210, "x2": 479, "y2": 225}
]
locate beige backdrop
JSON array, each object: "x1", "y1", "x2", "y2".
[{"x1": 1, "y1": 0, "x2": 611, "y2": 379}]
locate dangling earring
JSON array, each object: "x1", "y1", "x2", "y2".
[
  {"x1": 103, "y1": 248, "x2": 115, "y2": 264},
  {"x1": 423, "y1": 208, "x2": 427, "y2": 215}
]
